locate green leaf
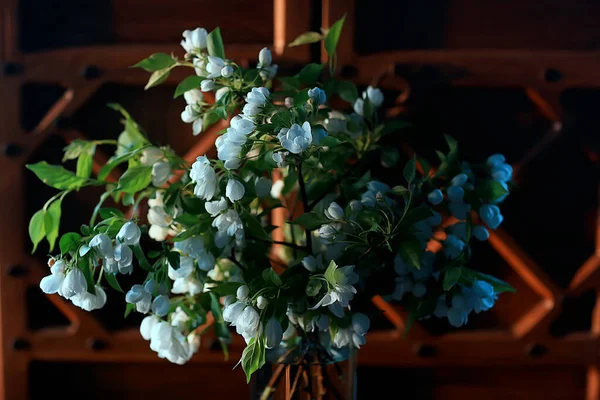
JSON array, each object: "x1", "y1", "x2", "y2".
[
  {"x1": 124, "y1": 303, "x2": 136, "y2": 318},
  {"x1": 131, "y1": 53, "x2": 176, "y2": 72},
  {"x1": 133, "y1": 245, "x2": 152, "y2": 271},
  {"x1": 262, "y1": 268, "x2": 282, "y2": 287},
  {"x1": 76, "y1": 152, "x2": 93, "y2": 179},
  {"x1": 306, "y1": 279, "x2": 322, "y2": 296},
  {"x1": 320, "y1": 136, "x2": 343, "y2": 147},
  {"x1": 167, "y1": 251, "x2": 181, "y2": 270},
  {"x1": 79, "y1": 256, "x2": 96, "y2": 294},
  {"x1": 145, "y1": 66, "x2": 173, "y2": 90},
  {"x1": 400, "y1": 206, "x2": 434, "y2": 228},
  {"x1": 46, "y1": 199, "x2": 63, "y2": 251},
  {"x1": 104, "y1": 273, "x2": 124, "y2": 293},
  {"x1": 209, "y1": 282, "x2": 242, "y2": 297},
  {"x1": 403, "y1": 156, "x2": 416, "y2": 184},
  {"x1": 391, "y1": 185, "x2": 410, "y2": 197},
  {"x1": 294, "y1": 88, "x2": 310, "y2": 106},
  {"x1": 471, "y1": 270, "x2": 516, "y2": 294},
  {"x1": 291, "y1": 212, "x2": 325, "y2": 230},
  {"x1": 444, "y1": 134, "x2": 458, "y2": 154},
  {"x1": 117, "y1": 165, "x2": 152, "y2": 194},
  {"x1": 324, "y1": 15, "x2": 346, "y2": 56},
  {"x1": 336, "y1": 80, "x2": 358, "y2": 103},
  {"x1": 215, "y1": 106, "x2": 228, "y2": 120},
  {"x1": 297, "y1": 63, "x2": 324, "y2": 87},
  {"x1": 443, "y1": 267, "x2": 462, "y2": 290},
  {"x1": 207, "y1": 27, "x2": 226, "y2": 59},
  {"x1": 476, "y1": 180, "x2": 509, "y2": 204},
  {"x1": 278, "y1": 77, "x2": 301, "y2": 91},
  {"x1": 98, "y1": 152, "x2": 136, "y2": 181},
  {"x1": 241, "y1": 337, "x2": 265, "y2": 383},
  {"x1": 289, "y1": 31, "x2": 323, "y2": 47},
  {"x1": 59, "y1": 232, "x2": 81, "y2": 255},
  {"x1": 62, "y1": 140, "x2": 94, "y2": 162},
  {"x1": 324, "y1": 260, "x2": 338, "y2": 285},
  {"x1": 174, "y1": 213, "x2": 201, "y2": 226},
  {"x1": 98, "y1": 207, "x2": 125, "y2": 220},
  {"x1": 29, "y1": 210, "x2": 48, "y2": 253},
  {"x1": 271, "y1": 111, "x2": 294, "y2": 128},
  {"x1": 27, "y1": 162, "x2": 88, "y2": 190},
  {"x1": 397, "y1": 236, "x2": 421, "y2": 269},
  {"x1": 243, "y1": 213, "x2": 272, "y2": 242},
  {"x1": 381, "y1": 120, "x2": 413, "y2": 136},
  {"x1": 381, "y1": 148, "x2": 400, "y2": 168},
  {"x1": 174, "y1": 76, "x2": 204, "y2": 98}
]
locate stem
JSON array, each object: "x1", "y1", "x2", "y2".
[
  {"x1": 90, "y1": 191, "x2": 112, "y2": 226},
  {"x1": 297, "y1": 162, "x2": 313, "y2": 252},
  {"x1": 229, "y1": 248, "x2": 246, "y2": 271}
]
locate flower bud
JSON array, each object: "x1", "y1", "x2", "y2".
[
  {"x1": 427, "y1": 189, "x2": 444, "y2": 205},
  {"x1": 117, "y1": 221, "x2": 141, "y2": 246},
  {"x1": 479, "y1": 204, "x2": 503, "y2": 229},
  {"x1": 265, "y1": 318, "x2": 283, "y2": 348},
  {"x1": 89, "y1": 234, "x2": 114, "y2": 259},
  {"x1": 140, "y1": 315, "x2": 160, "y2": 340},
  {"x1": 256, "y1": 295, "x2": 268, "y2": 310},
  {"x1": 236, "y1": 285, "x2": 250, "y2": 301},
  {"x1": 324, "y1": 201, "x2": 344, "y2": 220},
  {"x1": 201, "y1": 79, "x2": 215, "y2": 92},
  {"x1": 225, "y1": 179, "x2": 245, "y2": 202},
  {"x1": 221, "y1": 66, "x2": 234, "y2": 78},
  {"x1": 258, "y1": 47, "x2": 272, "y2": 67},
  {"x1": 152, "y1": 295, "x2": 170, "y2": 317},
  {"x1": 61, "y1": 268, "x2": 87, "y2": 298}
]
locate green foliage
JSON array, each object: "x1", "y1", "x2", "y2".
[
  {"x1": 403, "y1": 156, "x2": 416, "y2": 184},
  {"x1": 117, "y1": 166, "x2": 152, "y2": 194},
  {"x1": 443, "y1": 267, "x2": 462, "y2": 290},
  {"x1": 174, "y1": 76, "x2": 204, "y2": 98},
  {"x1": 46, "y1": 198, "x2": 63, "y2": 251},
  {"x1": 132, "y1": 53, "x2": 175, "y2": 72},
  {"x1": 241, "y1": 337, "x2": 266, "y2": 383},
  {"x1": 289, "y1": 31, "x2": 323, "y2": 47},
  {"x1": 476, "y1": 180, "x2": 509, "y2": 204},
  {"x1": 324, "y1": 15, "x2": 346, "y2": 56},
  {"x1": 27, "y1": 162, "x2": 88, "y2": 190},
  {"x1": 29, "y1": 210, "x2": 51, "y2": 253},
  {"x1": 104, "y1": 273, "x2": 124, "y2": 293},
  {"x1": 292, "y1": 212, "x2": 325, "y2": 230},
  {"x1": 243, "y1": 212, "x2": 272, "y2": 242},
  {"x1": 296, "y1": 63, "x2": 324, "y2": 87},
  {"x1": 336, "y1": 80, "x2": 358, "y2": 103},
  {"x1": 59, "y1": 232, "x2": 81, "y2": 255},
  {"x1": 397, "y1": 236, "x2": 421, "y2": 269},
  {"x1": 207, "y1": 27, "x2": 226, "y2": 59}
]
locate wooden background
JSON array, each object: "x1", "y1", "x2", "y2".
[{"x1": 0, "y1": 0, "x2": 599, "y2": 398}]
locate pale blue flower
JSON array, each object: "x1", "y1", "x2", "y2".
[
  {"x1": 277, "y1": 122, "x2": 312, "y2": 154},
  {"x1": 428, "y1": 189, "x2": 444, "y2": 205},
  {"x1": 473, "y1": 225, "x2": 490, "y2": 241},
  {"x1": 308, "y1": 87, "x2": 326, "y2": 105},
  {"x1": 479, "y1": 204, "x2": 503, "y2": 229}
]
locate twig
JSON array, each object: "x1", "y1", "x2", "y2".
[{"x1": 229, "y1": 248, "x2": 245, "y2": 270}]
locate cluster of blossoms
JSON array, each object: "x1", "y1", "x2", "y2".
[{"x1": 29, "y1": 21, "x2": 514, "y2": 383}]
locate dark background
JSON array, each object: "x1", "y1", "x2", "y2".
[{"x1": 0, "y1": 0, "x2": 599, "y2": 398}]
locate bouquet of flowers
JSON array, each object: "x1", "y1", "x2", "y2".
[{"x1": 29, "y1": 17, "x2": 514, "y2": 383}]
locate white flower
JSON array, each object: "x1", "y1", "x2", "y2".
[
  {"x1": 184, "y1": 89, "x2": 203, "y2": 105},
  {"x1": 349, "y1": 200, "x2": 363, "y2": 212},
  {"x1": 205, "y1": 197, "x2": 228, "y2": 217},
  {"x1": 168, "y1": 255, "x2": 194, "y2": 280},
  {"x1": 353, "y1": 98, "x2": 364, "y2": 116},
  {"x1": 117, "y1": 221, "x2": 141, "y2": 245},
  {"x1": 200, "y1": 79, "x2": 215, "y2": 92},
  {"x1": 181, "y1": 104, "x2": 204, "y2": 136},
  {"x1": 149, "y1": 322, "x2": 195, "y2": 364},
  {"x1": 140, "y1": 315, "x2": 160, "y2": 340},
  {"x1": 324, "y1": 201, "x2": 344, "y2": 220},
  {"x1": 277, "y1": 122, "x2": 312, "y2": 154},
  {"x1": 152, "y1": 160, "x2": 171, "y2": 187},
  {"x1": 193, "y1": 58, "x2": 206, "y2": 76},
  {"x1": 89, "y1": 234, "x2": 113, "y2": 259},
  {"x1": 149, "y1": 225, "x2": 169, "y2": 242},
  {"x1": 236, "y1": 306, "x2": 260, "y2": 337},
  {"x1": 148, "y1": 206, "x2": 172, "y2": 227},
  {"x1": 197, "y1": 251, "x2": 215, "y2": 271},
  {"x1": 272, "y1": 152, "x2": 286, "y2": 168},
  {"x1": 148, "y1": 191, "x2": 165, "y2": 208},
  {"x1": 221, "y1": 66, "x2": 234, "y2": 78},
  {"x1": 365, "y1": 86, "x2": 384, "y2": 107},
  {"x1": 242, "y1": 87, "x2": 270, "y2": 117},
  {"x1": 215, "y1": 129, "x2": 246, "y2": 170},
  {"x1": 174, "y1": 236, "x2": 205, "y2": 258},
  {"x1": 226, "y1": 179, "x2": 245, "y2": 202},
  {"x1": 236, "y1": 285, "x2": 250, "y2": 301},
  {"x1": 311, "y1": 264, "x2": 358, "y2": 313},
  {"x1": 212, "y1": 209, "x2": 243, "y2": 237},
  {"x1": 40, "y1": 266, "x2": 66, "y2": 294},
  {"x1": 223, "y1": 301, "x2": 246, "y2": 324},
  {"x1": 258, "y1": 47, "x2": 272, "y2": 68},
  {"x1": 206, "y1": 56, "x2": 226, "y2": 78},
  {"x1": 231, "y1": 115, "x2": 255, "y2": 135},
  {"x1": 302, "y1": 255, "x2": 323, "y2": 272},
  {"x1": 190, "y1": 156, "x2": 218, "y2": 200},
  {"x1": 256, "y1": 295, "x2": 268, "y2": 310},
  {"x1": 215, "y1": 87, "x2": 230, "y2": 102},
  {"x1": 265, "y1": 318, "x2": 283, "y2": 348},
  {"x1": 114, "y1": 243, "x2": 133, "y2": 274},
  {"x1": 171, "y1": 274, "x2": 203, "y2": 295},
  {"x1": 170, "y1": 307, "x2": 190, "y2": 331},
  {"x1": 255, "y1": 177, "x2": 272, "y2": 199},
  {"x1": 71, "y1": 285, "x2": 107, "y2": 311},
  {"x1": 260, "y1": 65, "x2": 278, "y2": 80},
  {"x1": 181, "y1": 28, "x2": 208, "y2": 55},
  {"x1": 318, "y1": 223, "x2": 340, "y2": 240},
  {"x1": 60, "y1": 268, "x2": 87, "y2": 299},
  {"x1": 152, "y1": 295, "x2": 170, "y2": 317},
  {"x1": 308, "y1": 87, "x2": 326, "y2": 105},
  {"x1": 103, "y1": 257, "x2": 119, "y2": 274}
]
